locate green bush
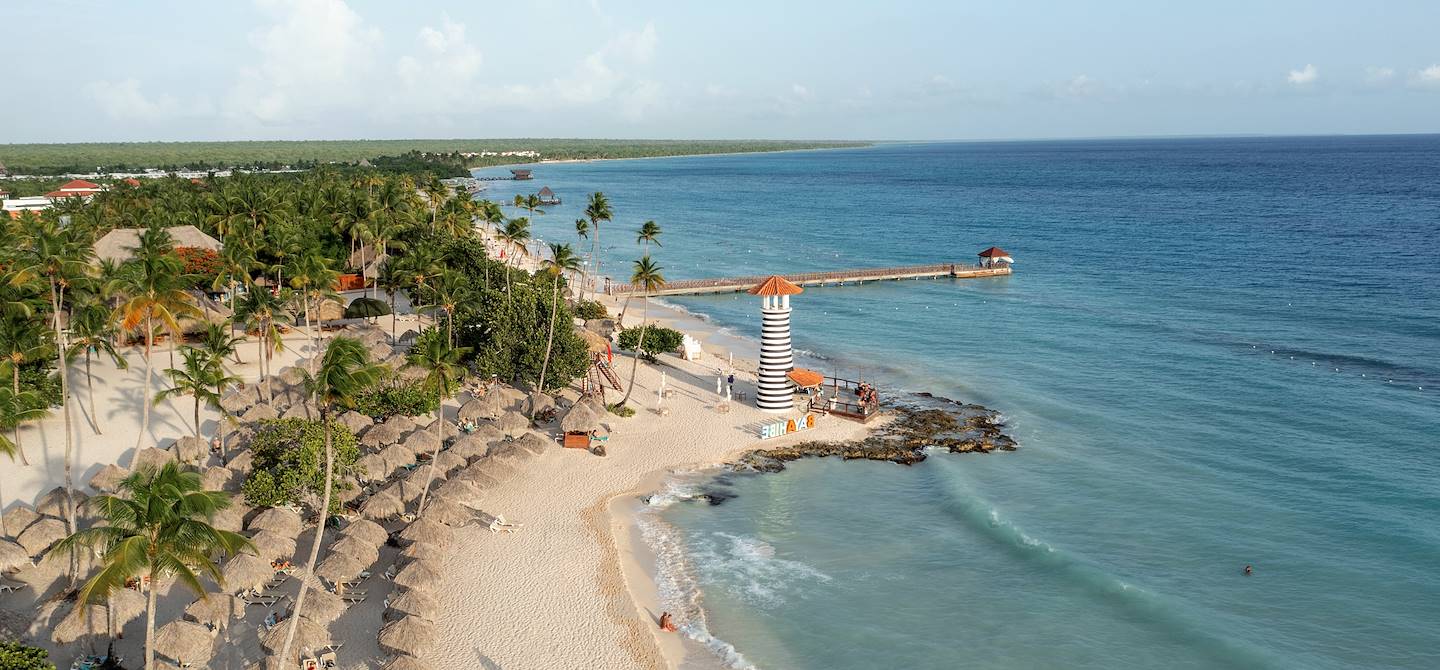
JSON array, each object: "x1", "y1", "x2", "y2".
[
  {"x1": 241, "y1": 418, "x2": 361, "y2": 514},
  {"x1": 354, "y1": 377, "x2": 438, "y2": 419},
  {"x1": 573, "y1": 300, "x2": 608, "y2": 320},
  {"x1": 617, "y1": 326, "x2": 685, "y2": 362},
  {"x1": 607, "y1": 402, "x2": 636, "y2": 418},
  {"x1": 0, "y1": 641, "x2": 55, "y2": 670}
]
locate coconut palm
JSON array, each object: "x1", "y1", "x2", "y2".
[
  {"x1": 619, "y1": 221, "x2": 663, "y2": 327},
  {"x1": 0, "y1": 388, "x2": 45, "y2": 534},
  {"x1": 522, "y1": 193, "x2": 545, "y2": 219},
  {"x1": 498, "y1": 217, "x2": 532, "y2": 267},
  {"x1": 537, "y1": 244, "x2": 582, "y2": 392},
  {"x1": 574, "y1": 218, "x2": 591, "y2": 297},
  {"x1": 52, "y1": 462, "x2": 251, "y2": 670},
  {"x1": 277, "y1": 336, "x2": 383, "y2": 663},
  {"x1": 233, "y1": 286, "x2": 292, "y2": 405},
  {"x1": 406, "y1": 328, "x2": 469, "y2": 513},
  {"x1": 620, "y1": 256, "x2": 665, "y2": 407},
  {"x1": 66, "y1": 295, "x2": 129, "y2": 435},
  {"x1": 584, "y1": 192, "x2": 613, "y2": 293},
  {"x1": 113, "y1": 225, "x2": 198, "y2": 451},
  {"x1": 289, "y1": 250, "x2": 340, "y2": 367},
  {"x1": 0, "y1": 313, "x2": 48, "y2": 465},
  {"x1": 157, "y1": 347, "x2": 234, "y2": 441},
  {"x1": 198, "y1": 321, "x2": 244, "y2": 370},
  {"x1": 375, "y1": 259, "x2": 408, "y2": 342}
]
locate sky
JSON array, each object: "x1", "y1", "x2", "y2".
[{"x1": 4, "y1": 0, "x2": 1440, "y2": 143}]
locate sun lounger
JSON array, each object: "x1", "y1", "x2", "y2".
[
  {"x1": 339, "y1": 592, "x2": 366, "y2": 604},
  {"x1": 319, "y1": 651, "x2": 338, "y2": 668},
  {"x1": 488, "y1": 515, "x2": 523, "y2": 533},
  {"x1": 0, "y1": 579, "x2": 28, "y2": 594},
  {"x1": 244, "y1": 594, "x2": 287, "y2": 607}
]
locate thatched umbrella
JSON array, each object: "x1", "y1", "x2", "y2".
[
  {"x1": 435, "y1": 479, "x2": 482, "y2": 504},
  {"x1": 109, "y1": 587, "x2": 147, "y2": 625},
  {"x1": 393, "y1": 561, "x2": 440, "y2": 592},
  {"x1": 335, "y1": 481, "x2": 364, "y2": 504},
  {"x1": 455, "y1": 464, "x2": 500, "y2": 489},
  {"x1": 225, "y1": 449, "x2": 255, "y2": 474},
  {"x1": 384, "y1": 414, "x2": 418, "y2": 434},
  {"x1": 423, "y1": 497, "x2": 477, "y2": 527},
  {"x1": 328, "y1": 535, "x2": 380, "y2": 567},
  {"x1": 301, "y1": 587, "x2": 348, "y2": 626},
  {"x1": 402, "y1": 431, "x2": 435, "y2": 457},
  {"x1": 360, "y1": 488, "x2": 404, "y2": 520},
  {"x1": 16, "y1": 517, "x2": 66, "y2": 556},
  {"x1": 398, "y1": 517, "x2": 452, "y2": 547},
  {"x1": 248, "y1": 530, "x2": 297, "y2": 561},
  {"x1": 367, "y1": 341, "x2": 394, "y2": 359},
  {"x1": 154, "y1": 619, "x2": 215, "y2": 665},
  {"x1": 261, "y1": 615, "x2": 331, "y2": 658},
  {"x1": 356, "y1": 453, "x2": 392, "y2": 482},
  {"x1": 220, "y1": 386, "x2": 259, "y2": 413},
  {"x1": 202, "y1": 465, "x2": 237, "y2": 492},
  {"x1": 171, "y1": 436, "x2": 208, "y2": 463},
  {"x1": 278, "y1": 366, "x2": 306, "y2": 386},
  {"x1": 221, "y1": 553, "x2": 273, "y2": 593},
  {"x1": 211, "y1": 503, "x2": 249, "y2": 533},
  {"x1": 87, "y1": 464, "x2": 130, "y2": 493},
  {"x1": 396, "y1": 474, "x2": 429, "y2": 505},
  {"x1": 362, "y1": 421, "x2": 402, "y2": 449},
  {"x1": 379, "y1": 444, "x2": 416, "y2": 472},
  {"x1": 526, "y1": 392, "x2": 556, "y2": 419},
  {"x1": 468, "y1": 423, "x2": 506, "y2": 443},
  {"x1": 432, "y1": 450, "x2": 467, "y2": 477},
  {"x1": 51, "y1": 601, "x2": 109, "y2": 645},
  {"x1": 2, "y1": 504, "x2": 39, "y2": 537},
  {"x1": 338, "y1": 410, "x2": 373, "y2": 434},
  {"x1": 561, "y1": 399, "x2": 605, "y2": 434},
  {"x1": 513, "y1": 432, "x2": 551, "y2": 456},
  {"x1": 248, "y1": 507, "x2": 302, "y2": 536},
  {"x1": 131, "y1": 446, "x2": 176, "y2": 471},
  {"x1": 468, "y1": 391, "x2": 508, "y2": 421},
  {"x1": 229, "y1": 425, "x2": 256, "y2": 449},
  {"x1": 382, "y1": 655, "x2": 433, "y2": 670},
  {"x1": 495, "y1": 410, "x2": 529, "y2": 437},
  {"x1": 384, "y1": 590, "x2": 437, "y2": 622},
  {"x1": 315, "y1": 552, "x2": 369, "y2": 584},
  {"x1": 447, "y1": 434, "x2": 489, "y2": 462},
  {"x1": 240, "y1": 403, "x2": 280, "y2": 423},
  {"x1": 279, "y1": 404, "x2": 315, "y2": 420},
  {"x1": 35, "y1": 486, "x2": 85, "y2": 518},
  {"x1": 378, "y1": 615, "x2": 436, "y2": 656},
  {"x1": 340, "y1": 518, "x2": 389, "y2": 547},
  {"x1": 0, "y1": 539, "x2": 30, "y2": 571},
  {"x1": 184, "y1": 593, "x2": 245, "y2": 629}
]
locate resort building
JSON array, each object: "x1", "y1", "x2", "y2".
[
  {"x1": 93, "y1": 225, "x2": 223, "y2": 263},
  {"x1": 977, "y1": 246, "x2": 1014, "y2": 268}
]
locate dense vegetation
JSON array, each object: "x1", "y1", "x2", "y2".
[
  {"x1": 240, "y1": 418, "x2": 361, "y2": 512},
  {"x1": 618, "y1": 325, "x2": 685, "y2": 362},
  {"x1": 354, "y1": 376, "x2": 439, "y2": 419},
  {"x1": 0, "y1": 139, "x2": 868, "y2": 176},
  {"x1": 0, "y1": 642, "x2": 54, "y2": 670}
]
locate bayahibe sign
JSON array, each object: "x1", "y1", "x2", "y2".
[{"x1": 759, "y1": 413, "x2": 818, "y2": 439}]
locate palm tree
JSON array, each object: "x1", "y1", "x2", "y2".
[
  {"x1": 157, "y1": 347, "x2": 231, "y2": 440},
  {"x1": 233, "y1": 287, "x2": 292, "y2": 405},
  {"x1": 198, "y1": 321, "x2": 244, "y2": 371},
  {"x1": 289, "y1": 250, "x2": 340, "y2": 368},
  {"x1": 0, "y1": 313, "x2": 48, "y2": 465},
  {"x1": 277, "y1": 337, "x2": 383, "y2": 663},
  {"x1": 574, "y1": 218, "x2": 591, "y2": 297},
  {"x1": 375, "y1": 259, "x2": 408, "y2": 342},
  {"x1": 52, "y1": 462, "x2": 251, "y2": 670},
  {"x1": 584, "y1": 192, "x2": 613, "y2": 294},
  {"x1": 537, "y1": 244, "x2": 582, "y2": 392},
  {"x1": 66, "y1": 296, "x2": 128, "y2": 435},
  {"x1": 620, "y1": 256, "x2": 665, "y2": 407},
  {"x1": 498, "y1": 217, "x2": 532, "y2": 267},
  {"x1": 420, "y1": 174, "x2": 447, "y2": 229},
  {"x1": 113, "y1": 225, "x2": 198, "y2": 451},
  {"x1": 522, "y1": 193, "x2": 545, "y2": 220},
  {"x1": 620, "y1": 221, "x2": 663, "y2": 326},
  {"x1": 406, "y1": 328, "x2": 469, "y2": 513},
  {"x1": 0, "y1": 388, "x2": 45, "y2": 535}
]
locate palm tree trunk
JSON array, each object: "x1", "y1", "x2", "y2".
[
  {"x1": 389, "y1": 293, "x2": 397, "y2": 342},
  {"x1": 280, "y1": 412, "x2": 334, "y2": 663},
  {"x1": 303, "y1": 297, "x2": 316, "y2": 374},
  {"x1": 12, "y1": 366, "x2": 28, "y2": 466},
  {"x1": 620, "y1": 297, "x2": 649, "y2": 407},
  {"x1": 0, "y1": 477, "x2": 8, "y2": 537},
  {"x1": 416, "y1": 398, "x2": 445, "y2": 513},
  {"x1": 144, "y1": 573, "x2": 158, "y2": 670},
  {"x1": 537, "y1": 280, "x2": 559, "y2": 393},
  {"x1": 192, "y1": 395, "x2": 201, "y2": 439},
  {"x1": 86, "y1": 351, "x2": 101, "y2": 434},
  {"x1": 137, "y1": 315, "x2": 154, "y2": 451},
  {"x1": 52, "y1": 283, "x2": 77, "y2": 544}
]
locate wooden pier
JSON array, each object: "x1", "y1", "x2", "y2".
[{"x1": 604, "y1": 262, "x2": 1011, "y2": 297}]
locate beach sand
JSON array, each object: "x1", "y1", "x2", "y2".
[{"x1": 423, "y1": 294, "x2": 876, "y2": 670}]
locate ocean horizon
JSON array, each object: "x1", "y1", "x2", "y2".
[{"x1": 477, "y1": 135, "x2": 1440, "y2": 669}]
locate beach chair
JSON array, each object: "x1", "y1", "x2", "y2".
[
  {"x1": 488, "y1": 515, "x2": 523, "y2": 533},
  {"x1": 245, "y1": 594, "x2": 287, "y2": 608},
  {"x1": 0, "y1": 578, "x2": 28, "y2": 594},
  {"x1": 339, "y1": 592, "x2": 366, "y2": 604},
  {"x1": 319, "y1": 651, "x2": 338, "y2": 668}
]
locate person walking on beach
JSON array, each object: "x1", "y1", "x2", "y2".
[{"x1": 727, "y1": 372, "x2": 735, "y2": 396}]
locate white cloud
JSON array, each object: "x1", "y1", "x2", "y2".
[
  {"x1": 394, "y1": 15, "x2": 484, "y2": 113},
  {"x1": 1287, "y1": 64, "x2": 1318, "y2": 85},
  {"x1": 615, "y1": 22, "x2": 658, "y2": 64},
  {"x1": 1364, "y1": 66, "x2": 1395, "y2": 84},
  {"x1": 791, "y1": 84, "x2": 813, "y2": 100},
  {"x1": 87, "y1": 79, "x2": 187, "y2": 121},
  {"x1": 1055, "y1": 74, "x2": 1103, "y2": 99},
  {"x1": 1414, "y1": 64, "x2": 1440, "y2": 87}
]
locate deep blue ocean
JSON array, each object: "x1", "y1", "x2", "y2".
[{"x1": 477, "y1": 137, "x2": 1440, "y2": 669}]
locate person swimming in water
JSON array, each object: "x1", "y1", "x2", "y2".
[{"x1": 1243, "y1": 565, "x2": 1253, "y2": 576}]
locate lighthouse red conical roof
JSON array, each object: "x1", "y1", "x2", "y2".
[{"x1": 748, "y1": 275, "x2": 804, "y2": 296}]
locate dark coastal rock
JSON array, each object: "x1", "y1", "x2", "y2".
[{"x1": 733, "y1": 403, "x2": 1018, "y2": 473}]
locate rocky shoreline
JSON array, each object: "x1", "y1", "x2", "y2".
[{"x1": 733, "y1": 394, "x2": 1018, "y2": 473}]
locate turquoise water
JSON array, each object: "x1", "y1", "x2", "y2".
[{"x1": 477, "y1": 137, "x2": 1440, "y2": 669}]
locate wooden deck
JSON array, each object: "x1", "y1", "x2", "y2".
[{"x1": 604, "y1": 263, "x2": 1011, "y2": 296}]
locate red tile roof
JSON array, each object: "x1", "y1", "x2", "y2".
[
  {"x1": 122, "y1": 178, "x2": 142, "y2": 186},
  {"x1": 45, "y1": 190, "x2": 87, "y2": 198},
  {"x1": 58, "y1": 179, "x2": 102, "y2": 191},
  {"x1": 748, "y1": 275, "x2": 805, "y2": 296},
  {"x1": 977, "y1": 246, "x2": 1011, "y2": 258}
]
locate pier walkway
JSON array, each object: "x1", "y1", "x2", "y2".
[{"x1": 604, "y1": 263, "x2": 1011, "y2": 297}]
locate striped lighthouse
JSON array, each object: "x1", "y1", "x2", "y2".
[{"x1": 749, "y1": 275, "x2": 804, "y2": 413}]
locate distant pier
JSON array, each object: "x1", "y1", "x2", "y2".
[{"x1": 604, "y1": 263, "x2": 1012, "y2": 297}]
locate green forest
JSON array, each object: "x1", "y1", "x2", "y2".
[{"x1": 0, "y1": 138, "x2": 868, "y2": 175}]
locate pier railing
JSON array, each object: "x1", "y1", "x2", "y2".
[{"x1": 605, "y1": 262, "x2": 1004, "y2": 296}]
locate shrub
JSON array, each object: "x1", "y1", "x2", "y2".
[
  {"x1": 617, "y1": 326, "x2": 685, "y2": 363},
  {"x1": 354, "y1": 377, "x2": 438, "y2": 419},
  {"x1": 241, "y1": 418, "x2": 361, "y2": 514},
  {"x1": 177, "y1": 247, "x2": 223, "y2": 288},
  {"x1": 573, "y1": 300, "x2": 608, "y2": 320},
  {"x1": 0, "y1": 641, "x2": 55, "y2": 670},
  {"x1": 607, "y1": 402, "x2": 636, "y2": 418}
]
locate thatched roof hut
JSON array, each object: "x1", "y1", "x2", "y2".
[
  {"x1": 384, "y1": 590, "x2": 437, "y2": 621},
  {"x1": 247, "y1": 507, "x2": 302, "y2": 536},
  {"x1": 328, "y1": 535, "x2": 380, "y2": 566},
  {"x1": 171, "y1": 436, "x2": 208, "y2": 463},
  {"x1": 495, "y1": 411, "x2": 529, "y2": 437},
  {"x1": 300, "y1": 587, "x2": 348, "y2": 626},
  {"x1": 2, "y1": 504, "x2": 39, "y2": 537},
  {"x1": 16, "y1": 517, "x2": 66, "y2": 556},
  {"x1": 561, "y1": 399, "x2": 605, "y2": 434},
  {"x1": 356, "y1": 453, "x2": 392, "y2": 482},
  {"x1": 362, "y1": 422, "x2": 402, "y2": 448},
  {"x1": 88, "y1": 464, "x2": 130, "y2": 493},
  {"x1": 423, "y1": 497, "x2": 477, "y2": 527},
  {"x1": 338, "y1": 410, "x2": 373, "y2": 434},
  {"x1": 36, "y1": 486, "x2": 84, "y2": 518},
  {"x1": 315, "y1": 552, "x2": 369, "y2": 584},
  {"x1": 378, "y1": 615, "x2": 436, "y2": 656},
  {"x1": 221, "y1": 553, "x2": 273, "y2": 593},
  {"x1": 248, "y1": 530, "x2": 297, "y2": 561},
  {"x1": 184, "y1": 593, "x2": 245, "y2": 629},
  {"x1": 261, "y1": 616, "x2": 331, "y2": 658},
  {"x1": 360, "y1": 489, "x2": 404, "y2": 520},
  {"x1": 398, "y1": 517, "x2": 452, "y2": 547},
  {"x1": 513, "y1": 432, "x2": 551, "y2": 456},
  {"x1": 131, "y1": 446, "x2": 176, "y2": 471},
  {"x1": 340, "y1": 518, "x2": 389, "y2": 547},
  {"x1": 448, "y1": 434, "x2": 489, "y2": 462},
  {"x1": 0, "y1": 539, "x2": 31, "y2": 571},
  {"x1": 94, "y1": 226, "x2": 220, "y2": 263},
  {"x1": 241, "y1": 403, "x2": 279, "y2": 423},
  {"x1": 393, "y1": 561, "x2": 440, "y2": 592},
  {"x1": 154, "y1": 619, "x2": 215, "y2": 665}
]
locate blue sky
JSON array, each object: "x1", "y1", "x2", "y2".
[{"x1": 5, "y1": 0, "x2": 1440, "y2": 142}]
